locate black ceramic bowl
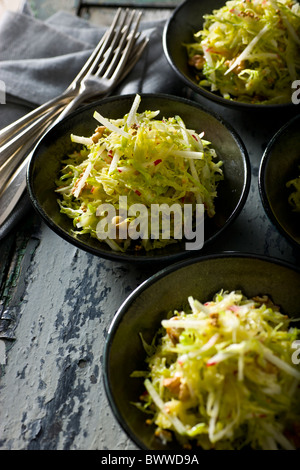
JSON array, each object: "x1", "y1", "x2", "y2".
[
  {"x1": 259, "y1": 114, "x2": 300, "y2": 250},
  {"x1": 104, "y1": 253, "x2": 300, "y2": 450},
  {"x1": 27, "y1": 93, "x2": 250, "y2": 263},
  {"x1": 163, "y1": 0, "x2": 295, "y2": 110}
]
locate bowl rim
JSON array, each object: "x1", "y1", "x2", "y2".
[
  {"x1": 258, "y1": 113, "x2": 300, "y2": 250},
  {"x1": 162, "y1": 0, "x2": 295, "y2": 110},
  {"x1": 103, "y1": 251, "x2": 300, "y2": 450},
  {"x1": 27, "y1": 92, "x2": 251, "y2": 263}
]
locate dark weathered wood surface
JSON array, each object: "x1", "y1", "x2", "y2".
[{"x1": 0, "y1": 2, "x2": 300, "y2": 451}]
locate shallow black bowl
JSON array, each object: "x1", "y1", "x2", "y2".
[
  {"x1": 103, "y1": 253, "x2": 300, "y2": 450},
  {"x1": 259, "y1": 114, "x2": 300, "y2": 250},
  {"x1": 163, "y1": 0, "x2": 296, "y2": 110},
  {"x1": 27, "y1": 93, "x2": 250, "y2": 263}
]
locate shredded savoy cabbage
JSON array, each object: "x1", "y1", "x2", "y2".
[
  {"x1": 55, "y1": 95, "x2": 223, "y2": 252},
  {"x1": 186, "y1": 0, "x2": 300, "y2": 104},
  {"x1": 131, "y1": 291, "x2": 300, "y2": 450}
]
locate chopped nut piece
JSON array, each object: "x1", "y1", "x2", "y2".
[
  {"x1": 253, "y1": 295, "x2": 280, "y2": 311},
  {"x1": 166, "y1": 317, "x2": 184, "y2": 345},
  {"x1": 91, "y1": 126, "x2": 106, "y2": 143},
  {"x1": 163, "y1": 376, "x2": 181, "y2": 395},
  {"x1": 163, "y1": 376, "x2": 190, "y2": 401},
  {"x1": 188, "y1": 54, "x2": 206, "y2": 70},
  {"x1": 209, "y1": 312, "x2": 219, "y2": 327}
]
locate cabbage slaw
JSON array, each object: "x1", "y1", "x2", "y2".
[
  {"x1": 132, "y1": 291, "x2": 300, "y2": 449},
  {"x1": 55, "y1": 95, "x2": 223, "y2": 252},
  {"x1": 186, "y1": 0, "x2": 300, "y2": 104}
]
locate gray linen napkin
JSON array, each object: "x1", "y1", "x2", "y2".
[{"x1": 0, "y1": 3, "x2": 184, "y2": 239}]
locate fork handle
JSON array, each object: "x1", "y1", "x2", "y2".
[
  {"x1": 0, "y1": 155, "x2": 28, "y2": 228},
  {"x1": 0, "y1": 80, "x2": 102, "y2": 164},
  {"x1": 0, "y1": 85, "x2": 81, "y2": 167},
  {"x1": 0, "y1": 103, "x2": 68, "y2": 168},
  {"x1": 0, "y1": 106, "x2": 64, "y2": 197},
  {"x1": 0, "y1": 87, "x2": 77, "y2": 145}
]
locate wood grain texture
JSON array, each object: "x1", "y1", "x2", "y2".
[
  {"x1": 0, "y1": 217, "x2": 159, "y2": 450},
  {"x1": 28, "y1": 0, "x2": 178, "y2": 24}
]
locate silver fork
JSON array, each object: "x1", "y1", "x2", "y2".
[
  {"x1": 0, "y1": 10, "x2": 148, "y2": 228},
  {"x1": 0, "y1": 8, "x2": 147, "y2": 164},
  {"x1": 0, "y1": 17, "x2": 110, "y2": 146},
  {"x1": 0, "y1": 7, "x2": 132, "y2": 145},
  {"x1": 0, "y1": 35, "x2": 147, "y2": 194}
]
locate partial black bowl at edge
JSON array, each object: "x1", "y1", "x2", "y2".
[
  {"x1": 163, "y1": 0, "x2": 296, "y2": 111},
  {"x1": 259, "y1": 113, "x2": 300, "y2": 250}
]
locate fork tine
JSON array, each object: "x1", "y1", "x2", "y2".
[
  {"x1": 95, "y1": 8, "x2": 134, "y2": 77},
  {"x1": 0, "y1": 11, "x2": 151, "y2": 228},
  {"x1": 53, "y1": 30, "x2": 148, "y2": 121},
  {"x1": 69, "y1": 27, "x2": 110, "y2": 88},
  {"x1": 115, "y1": 36, "x2": 149, "y2": 86},
  {"x1": 103, "y1": 31, "x2": 140, "y2": 78},
  {"x1": 0, "y1": 8, "x2": 123, "y2": 145},
  {"x1": 102, "y1": 10, "x2": 142, "y2": 79},
  {"x1": 83, "y1": 8, "x2": 126, "y2": 79},
  {"x1": 106, "y1": 11, "x2": 143, "y2": 82},
  {"x1": 120, "y1": 36, "x2": 149, "y2": 78}
]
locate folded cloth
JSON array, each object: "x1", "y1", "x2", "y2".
[{"x1": 0, "y1": 2, "x2": 184, "y2": 239}]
